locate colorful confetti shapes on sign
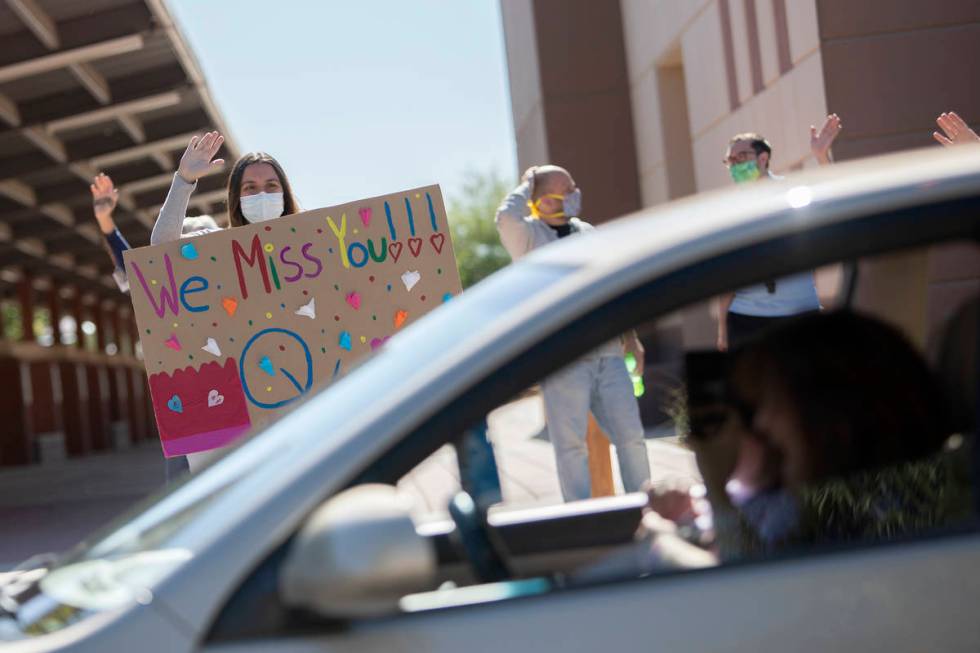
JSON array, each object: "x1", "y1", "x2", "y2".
[
  {"x1": 202, "y1": 337, "x2": 222, "y2": 357},
  {"x1": 401, "y1": 270, "x2": 421, "y2": 291},
  {"x1": 358, "y1": 206, "x2": 372, "y2": 227},
  {"x1": 164, "y1": 334, "x2": 182, "y2": 351},
  {"x1": 167, "y1": 395, "x2": 183, "y2": 413},
  {"x1": 295, "y1": 297, "x2": 316, "y2": 319},
  {"x1": 259, "y1": 356, "x2": 276, "y2": 376},
  {"x1": 345, "y1": 292, "x2": 361, "y2": 310},
  {"x1": 339, "y1": 331, "x2": 352, "y2": 351},
  {"x1": 394, "y1": 309, "x2": 409, "y2": 329},
  {"x1": 222, "y1": 296, "x2": 238, "y2": 317},
  {"x1": 180, "y1": 242, "x2": 199, "y2": 260}
]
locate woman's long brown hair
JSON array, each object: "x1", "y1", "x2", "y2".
[{"x1": 226, "y1": 152, "x2": 300, "y2": 227}]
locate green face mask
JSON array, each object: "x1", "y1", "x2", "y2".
[{"x1": 730, "y1": 160, "x2": 761, "y2": 184}]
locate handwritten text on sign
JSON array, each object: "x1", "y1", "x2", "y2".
[{"x1": 124, "y1": 185, "x2": 461, "y2": 457}]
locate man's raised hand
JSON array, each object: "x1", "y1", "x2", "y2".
[
  {"x1": 810, "y1": 113, "x2": 842, "y2": 165},
  {"x1": 933, "y1": 111, "x2": 980, "y2": 147}
]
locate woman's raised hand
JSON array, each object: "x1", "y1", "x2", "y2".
[{"x1": 177, "y1": 131, "x2": 225, "y2": 183}]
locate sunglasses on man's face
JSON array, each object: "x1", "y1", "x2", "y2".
[{"x1": 723, "y1": 150, "x2": 758, "y2": 166}]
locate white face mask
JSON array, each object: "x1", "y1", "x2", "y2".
[{"x1": 240, "y1": 192, "x2": 284, "y2": 222}]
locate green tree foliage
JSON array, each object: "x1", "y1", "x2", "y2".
[{"x1": 447, "y1": 169, "x2": 515, "y2": 289}]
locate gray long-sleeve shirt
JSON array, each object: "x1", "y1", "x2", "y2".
[
  {"x1": 494, "y1": 182, "x2": 622, "y2": 359},
  {"x1": 150, "y1": 174, "x2": 221, "y2": 245},
  {"x1": 494, "y1": 181, "x2": 593, "y2": 261}
]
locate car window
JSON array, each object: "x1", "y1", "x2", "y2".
[{"x1": 393, "y1": 239, "x2": 977, "y2": 609}]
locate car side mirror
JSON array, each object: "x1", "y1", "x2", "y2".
[{"x1": 279, "y1": 484, "x2": 437, "y2": 618}]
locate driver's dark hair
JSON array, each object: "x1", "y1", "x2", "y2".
[
  {"x1": 733, "y1": 310, "x2": 950, "y2": 482},
  {"x1": 728, "y1": 132, "x2": 772, "y2": 159}
]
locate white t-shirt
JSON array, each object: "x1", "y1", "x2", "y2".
[{"x1": 729, "y1": 272, "x2": 821, "y2": 317}]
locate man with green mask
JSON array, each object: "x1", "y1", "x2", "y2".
[{"x1": 716, "y1": 115, "x2": 842, "y2": 351}]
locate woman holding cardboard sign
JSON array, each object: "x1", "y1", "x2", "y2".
[
  {"x1": 150, "y1": 132, "x2": 301, "y2": 472},
  {"x1": 150, "y1": 131, "x2": 301, "y2": 245}
]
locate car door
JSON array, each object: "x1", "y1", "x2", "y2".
[{"x1": 199, "y1": 162, "x2": 980, "y2": 652}]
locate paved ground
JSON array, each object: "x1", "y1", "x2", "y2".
[
  {"x1": 0, "y1": 394, "x2": 698, "y2": 568},
  {"x1": 398, "y1": 394, "x2": 700, "y2": 518},
  {"x1": 0, "y1": 441, "x2": 169, "y2": 569}
]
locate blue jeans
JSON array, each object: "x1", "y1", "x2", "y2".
[
  {"x1": 164, "y1": 455, "x2": 189, "y2": 485},
  {"x1": 541, "y1": 355, "x2": 651, "y2": 501}
]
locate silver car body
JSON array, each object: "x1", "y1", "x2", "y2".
[{"x1": 5, "y1": 146, "x2": 980, "y2": 651}]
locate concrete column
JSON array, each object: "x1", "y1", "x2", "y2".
[{"x1": 17, "y1": 276, "x2": 34, "y2": 342}]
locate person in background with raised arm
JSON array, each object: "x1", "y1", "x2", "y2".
[
  {"x1": 150, "y1": 131, "x2": 301, "y2": 245},
  {"x1": 90, "y1": 173, "x2": 219, "y2": 483},
  {"x1": 495, "y1": 165, "x2": 651, "y2": 502},
  {"x1": 934, "y1": 111, "x2": 980, "y2": 146},
  {"x1": 148, "y1": 132, "x2": 304, "y2": 472},
  {"x1": 716, "y1": 115, "x2": 842, "y2": 352},
  {"x1": 91, "y1": 173, "x2": 219, "y2": 293}
]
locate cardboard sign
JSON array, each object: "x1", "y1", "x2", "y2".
[{"x1": 124, "y1": 185, "x2": 461, "y2": 457}]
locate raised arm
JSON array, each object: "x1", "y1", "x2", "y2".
[
  {"x1": 494, "y1": 167, "x2": 538, "y2": 260},
  {"x1": 933, "y1": 111, "x2": 980, "y2": 147},
  {"x1": 810, "y1": 113, "x2": 842, "y2": 166},
  {"x1": 150, "y1": 132, "x2": 225, "y2": 245},
  {"x1": 91, "y1": 173, "x2": 132, "y2": 292}
]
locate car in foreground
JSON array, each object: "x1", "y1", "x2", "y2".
[{"x1": 1, "y1": 146, "x2": 979, "y2": 652}]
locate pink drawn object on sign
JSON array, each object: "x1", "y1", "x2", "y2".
[
  {"x1": 164, "y1": 334, "x2": 182, "y2": 351},
  {"x1": 394, "y1": 310, "x2": 409, "y2": 329},
  {"x1": 430, "y1": 233, "x2": 446, "y2": 254},
  {"x1": 345, "y1": 292, "x2": 361, "y2": 310},
  {"x1": 369, "y1": 336, "x2": 391, "y2": 351},
  {"x1": 388, "y1": 241, "x2": 404, "y2": 262},
  {"x1": 408, "y1": 237, "x2": 423, "y2": 257},
  {"x1": 149, "y1": 358, "x2": 251, "y2": 457},
  {"x1": 358, "y1": 207, "x2": 372, "y2": 227}
]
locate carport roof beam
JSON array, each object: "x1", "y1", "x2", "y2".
[
  {"x1": 46, "y1": 91, "x2": 182, "y2": 133},
  {"x1": 88, "y1": 131, "x2": 196, "y2": 168},
  {"x1": 0, "y1": 34, "x2": 144, "y2": 85}
]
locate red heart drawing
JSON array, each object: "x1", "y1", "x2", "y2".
[
  {"x1": 430, "y1": 233, "x2": 446, "y2": 254},
  {"x1": 408, "y1": 237, "x2": 423, "y2": 257},
  {"x1": 358, "y1": 207, "x2": 371, "y2": 227},
  {"x1": 388, "y1": 241, "x2": 403, "y2": 262}
]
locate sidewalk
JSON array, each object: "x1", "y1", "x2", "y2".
[
  {"x1": 1, "y1": 395, "x2": 699, "y2": 568},
  {"x1": 0, "y1": 441, "x2": 168, "y2": 569},
  {"x1": 398, "y1": 394, "x2": 700, "y2": 517}
]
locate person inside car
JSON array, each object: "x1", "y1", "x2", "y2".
[{"x1": 603, "y1": 311, "x2": 973, "y2": 576}]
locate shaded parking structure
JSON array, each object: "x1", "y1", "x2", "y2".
[{"x1": 0, "y1": 0, "x2": 237, "y2": 466}]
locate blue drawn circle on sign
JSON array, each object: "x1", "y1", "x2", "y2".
[{"x1": 239, "y1": 327, "x2": 313, "y2": 410}]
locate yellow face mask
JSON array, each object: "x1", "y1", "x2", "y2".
[{"x1": 528, "y1": 194, "x2": 567, "y2": 220}]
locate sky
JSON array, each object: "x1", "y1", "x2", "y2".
[{"x1": 167, "y1": 1, "x2": 518, "y2": 209}]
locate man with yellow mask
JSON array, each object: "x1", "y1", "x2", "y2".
[{"x1": 495, "y1": 165, "x2": 651, "y2": 502}]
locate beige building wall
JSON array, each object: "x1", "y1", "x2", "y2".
[
  {"x1": 621, "y1": 0, "x2": 828, "y2": 206},
  {"x1": 500, "y1": 0, "x2": 549, "y2": 170}
]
